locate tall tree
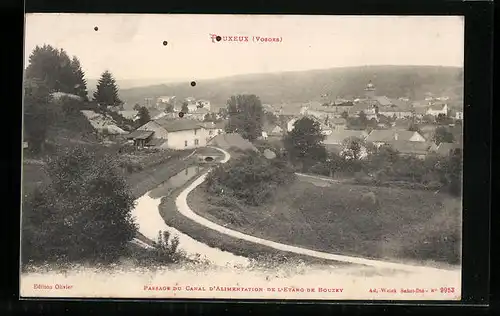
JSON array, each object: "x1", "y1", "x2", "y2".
[
  {"x1": 225, "y1": 94, "x2": 264, "y2": 141},
  {"x1": 23, "y1": 78, "x2": 53, "y2": 153},
  {"x1": 283, "y1": 117, "x2": 326, "y2": 172},
  {"x1": 70, "y1": 56, "x2": 88, "y2": 100},
  {"x1": 137, "y1": 107, "x2": 151, "y2": 126},
  {"x1": 341, "y1": 136, "x2": 371, "y2": 160},
  {"x1": 21, "y1": 146, "x2": 137, "y2": 265},
  {"x1": 218, "y1": 107, "x2": 228, "y2": 119},
  {"x1": 408, "y1": 122, "x2": 421, "y2": 133},
  {"x1": 165, "y1": 103, "x2": 174, "y2": 113},
  {"x1": 181, "y1": 101, "x2": 189, "y2": 113},
  {"x1": 25, "y1": 45, "x2": 88, "y2": 98},
  {"x1": 93, "y1": 70, "x2": 123, "y2": 109},
  {"x1": 433, "y1": 126, "x2": 455, "y2": 145},
  {"x1": 25, "y1": 44, "x2": 60, "y2": 91},
  {"x1": 55, "y1": 48, "x2": 75, "y2": 93}
]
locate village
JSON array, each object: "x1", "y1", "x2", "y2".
[{"x1": 80, "y1": 80, "x2": 462, "y2": 163}]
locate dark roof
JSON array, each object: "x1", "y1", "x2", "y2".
[
  {"x1": 366, "y1": 130, "x2": 419, "y2": 142},
  {"x1": 126, "y1": 130, "x2": 154, "y2": 140},
  {"x1": 348, "y1": 102, "x2": 372, "y2": 114},
  {"x1": 374, "y1": 96, "x2": 392, "y2": 106},
  {"x1": 387, "y1": 141, "x2": 433, "y2": 155},
  {"x1": 429, "y1": 104, "x2": 447, "y2": 111},
  {"x1": 324, "y1": 130, "x2": 368, "y2": 144},
  {"x1": 146, "y1": 138, "x2": 167, "y2": 147},
  {"x1": 378, "y1": 106, "x2": 413, "y2": 113},
  {"x1": 414, "y1": 107, "x2": 428, "y2": 114},
  {"x1": 198, "y1": 121, "x2": 226, "y2": 130},
  {"x1": 263, "y1": 123, "x2": 282, "y2": 134},
  {"x1": 330, "y1": 117, "x2": 347, "y2": 125},
  {"x1": 155, "y1": 117, "x2": 204, "y2": 132}
]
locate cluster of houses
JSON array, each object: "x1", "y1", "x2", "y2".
[
  {"x1": 266, "y1": 81, "x2": 462, "y2": 123},
  {"x1": 108, "y1": 96, "x2": 217, "y2": 124},
  {"x1": 149, "y1": 96, "x2": 214, "y2": 121},
  {"x1": 323, "y1": 129, "x2": 460, "y2": 159},
  {"x1": 260, "y1": 81, "x2": 463, "y2": 159},
  {"x1": 117, "y1": 81, "x2": 461, "y2": 160}
]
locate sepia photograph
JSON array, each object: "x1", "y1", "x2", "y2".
[{"x1": 20, "y1": 14, "x2": 463, "y2": 300}]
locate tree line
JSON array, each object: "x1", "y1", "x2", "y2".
[{"x1": 24, "y1": 44, "x2": 152, "y2": 153}]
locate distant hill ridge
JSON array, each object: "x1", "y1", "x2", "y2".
[{"x1": 112, "y1": 65, "x2": 463, "y2": 110}]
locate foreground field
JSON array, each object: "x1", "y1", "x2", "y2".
[{"x1": 188, "y1": 179, "x2": 461, "y2": 266}]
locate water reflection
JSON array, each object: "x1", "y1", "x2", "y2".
[{"x1": 148, "y1": 165, "x2": 204, "y2": 199}]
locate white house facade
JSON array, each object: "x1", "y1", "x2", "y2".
[
  {"x1": 197, "y1": 100, "x2": 211, "y2": 111},
  {"x1": 287, "y1": 118, "x2": 299, "y2": 132},
  {"x1": 426, "y1": 104, "x2": 448, "y2": 117},
  {"x1": 163, "y1": 128, "x2": 207, "y2": 150},
  {"x1": 136, "y1": 118, "x2": 209, "y2": 150}
]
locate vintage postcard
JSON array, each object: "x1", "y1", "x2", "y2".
[{"x1": 20, "y1": 14, "x2": 464, "y2": 300}]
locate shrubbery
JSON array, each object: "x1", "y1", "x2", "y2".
[
  {"x1": 129, "y1": 231, "x2": 188, "y2": 266},
  {"x1": 301, "y1": 141, "x2": 462, "y2": 197},
  {"x1": 21, "y1": 146, "x2": 138, "y2": 266},
  {"x1": 205, "y1": 152, "x2": 296, "y2": 206}
]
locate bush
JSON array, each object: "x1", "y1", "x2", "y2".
[
  {"x1": 205, "y1": 152, "x2": 295, "y2": 206},
  {"x1": 21, "y1": 146, "x2": 137, "y2": 266},
  {"x1": 128, "y1": 231, "x2": 196, "y2": 267}
]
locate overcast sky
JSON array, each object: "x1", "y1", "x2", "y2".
[{"x1": 24, "y1": 14, "x2": 464, "y2": 82}]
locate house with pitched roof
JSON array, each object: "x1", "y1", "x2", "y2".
[
  {"x1": 378, "y1": 105, "x2": 413, "y2": 119},
  {"x1": 388, "y1": 141, "x2": 433, "y2": 159},
  {"x1": 156, "y1": 96, "x2": 176, "y2": 108},
  {"x1": 261, "y1": 123, "x2": 284, "y2": 140},
  {"x1": 426, "y1": 103, "x2": 448, "y2": 117},
  {"x1": 323, "y1": 130, "x2": 369, "y2": 154},
  {"x1": 287, "y1": 117, "x2": 299, "y2": 132},
  {"x1": 136, "y1": 118, "x2": 208, "y2": 150},
  {"x1": 365, "y1": 130, "x2": 426, "y2": 147},
  {"x1": 198, "y1": 121, "x2": 225, "y2": 142},
  {"x1": 185, "y1": 108, "x2": 211, "y2": 121},
  {"x1": 126, "y1": 130, "x2": 155, "y2": 148},
  {"x1": 208, "y1": 133, "x2": 259, "y2": 153},
  {"x1": 118, "y1": 110, "x2": 140, "y2": 121}
]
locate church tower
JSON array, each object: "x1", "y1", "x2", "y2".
[{"x1": 364, "y1": 80, "x2": 376, "y2": 99}]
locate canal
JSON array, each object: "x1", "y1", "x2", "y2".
[
  {"x1": 131, "y1": 164, "x2": 250, "y2": 267},
  {"x1": 148, "y1": 165, "x2": 205, "y2": 199}
]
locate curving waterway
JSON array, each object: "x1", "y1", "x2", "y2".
[{"x1": 130, "y1": 165, "x2": 250, "y2": 268}]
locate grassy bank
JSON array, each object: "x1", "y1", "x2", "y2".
[
  {"x1": 125, "y1": 151, "x2": 195, "y2": 199},
  {"x1": 157, "y1": 174, "x2": 349, "y2": 267},
  {"x1": 187, "y1": 179, "x2": 461, "y2": 266},
  {"x1": 21, "y1": 146, "x2": 195, "y2": 198}
]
